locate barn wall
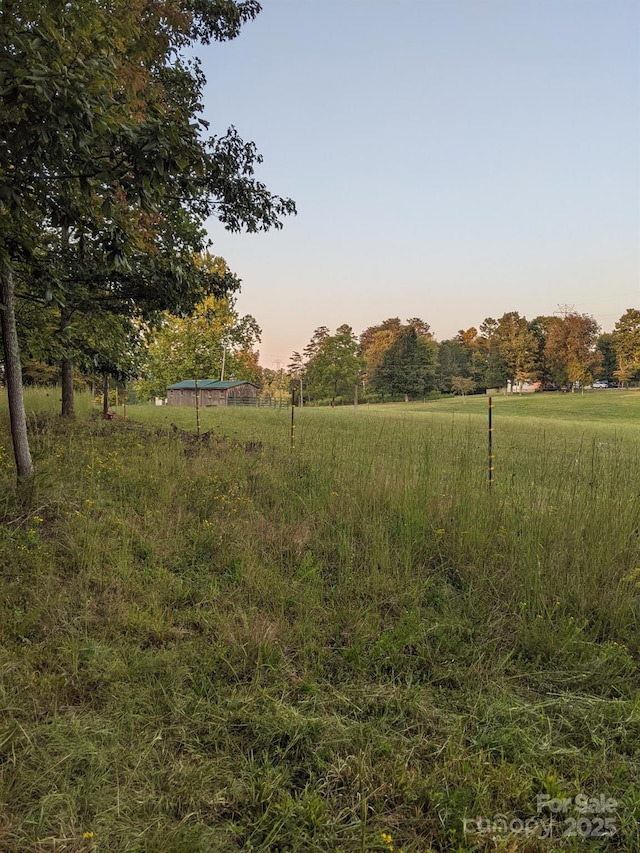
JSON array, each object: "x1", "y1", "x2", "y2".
[
  {"x1": 227, "y1": 384, "x2": 257, "y2": 398},
  {"x1": 167, "y1": 389, "x2": 196, "y2": 406},
  {"x1": 167, "y1": 383, "x2": 257, "y2": 406},
  {"x1": 202, "y1": 390, "x2": 226, "y2": 406}
]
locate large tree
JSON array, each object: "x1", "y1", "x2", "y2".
[
  {"x1": 359, "y1": 318, "x2": 402, "y2": 392},
  {"x1": 455, "y1": 327, "x2": 488, "y2": 390},
  {"x1": 473, "y1": 313, "x2": 538, "y2": 389},
  {"x1": 529, "y1": 316, "x2": 557, "y2": 388},
  {"x1": 371, "y1": 325, "x2": 437, "y2": 401},
  {"x1": 304, "y1": 324, "x2": 362, "y2": 405},
  {"x1": 612, "y1": 309, "x2": 640, "y2": 383},
  {"x1": 596, "y1": 333, "x2": 617, "y2": 384},
  {"x1": 287, "y1": 351, "x2": 306, "y2": 406},
  {"x1": 360, "y1": 318, "x2": 437, "y2": 399},
  {"x1": 137, "y1": 258, "x2": 262, "y2": 399},
  {"x1": 12, "y1": 207, "x2": 242, "y2": 415},
  {"x1": 0, "y1": 0, "x2": 295, "y2": 480},
  {"x1": 436, "y1": 339, "x2": 472, "y2": 393},
  {"x1": 493, "y1": 311, "x2": 539, "y2": 385},
  {"x1": 474, "y1": 318, "x2": 507, "y2": 389},
  {"x1": 545, "y1": 312, "x2": 602, "y2": 389}
]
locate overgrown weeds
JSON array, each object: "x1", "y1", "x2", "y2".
[{"x1": 0, "y1": 393, "x2": 638, "y2": 851}]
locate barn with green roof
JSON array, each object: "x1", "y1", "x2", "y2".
[{"x1": 166, "y1": 380, "x2": 258, "y2": 407}]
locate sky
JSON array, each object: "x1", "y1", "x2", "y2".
[{"x1": 198, "y1": 0, "x2": 640, "y2": 368}]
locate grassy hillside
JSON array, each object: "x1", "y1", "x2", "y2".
[{"x1": 1, "y1": 390, "x2": 639, "y2": 852}]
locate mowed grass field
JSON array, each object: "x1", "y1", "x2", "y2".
[{"x1": 0, "y1": 388, "x2": 639, "y2": 852}]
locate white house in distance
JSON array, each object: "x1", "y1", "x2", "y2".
[{"x1": 166, "y1": 379, "x2": 259, "y2": 407}]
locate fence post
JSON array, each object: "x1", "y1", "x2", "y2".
[
  {"x1": 488, "y1": 395, "x2": 494, "y2": 488},
  {"x1": 194, "y1": 378, "x2": 200, "y2": 436},
  {"x1": 290, "y1": 389, "x2": 295, "y2": 449}
]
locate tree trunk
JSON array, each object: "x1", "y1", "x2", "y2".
[
  {"x1": 0, "y1": 259, "x2": 34, "y2": 480},
  {"x1": 61, "y1": 358, "x2": 75, "y2": 416},
  {"x1": 102, "y1": 374, "x2": 109, "y2": 419},
  {"x1": 60, "y1": 302, "x2": 74, "y2": 416}
]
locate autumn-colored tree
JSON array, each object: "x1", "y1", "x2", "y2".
[
  {"x1": 493, "y1": 312, "x2": 539, "y2": 383},
  {"x1": 360, "y1": 318, "x2": 436, "y2": 398},
  {"x1": 458, "y1": 327, "x2": 479, "y2": 350},
  {"x1": 359, "y1": 318, "x2": 403, "y2": 354},
  {"x1": 359, "y1": 319, "x2": 402, "y2": 390},
  {"x1": 406, "y1": 317, "x2": 433, "y2": 337},
  {"x1": 613, "y1": 364, "x2": 633, "y2": 388},
  {"x1": 545, "y1": 313, "x2": 602, "y2": 389}
]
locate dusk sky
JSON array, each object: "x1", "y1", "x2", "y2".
[{"x1": 199, "y1": 0, "x2": 639, "y2": 368}]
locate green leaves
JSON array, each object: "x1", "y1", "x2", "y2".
[
  {"x1": 137, "y1": 276, "x2": 262, "y2": 399},
  {"x1": 360, "y1": 319, "x2": 437, "y2": 400},
  {"x1": 303, "y1": 325, "x2": 362, "y2": 404},
  {"x1": 612, "y1": 309, "x2": 640, "y2": 380},
  {"x1": 1, "y1": 0, "x2": 295, "y2": 473},
  {"x1": 1, "y1": 0, "x2": 295, "y2": 273},
  {"x1": 372, "y1": 326, "x2": 437, "y2": 400}
]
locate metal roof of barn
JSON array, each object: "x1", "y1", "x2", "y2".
[{"x1": 167, "y1": 380, "x2": 258, "y2": 390}]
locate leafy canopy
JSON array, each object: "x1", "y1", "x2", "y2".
[
  {"x1": 137, "y1": 256, "x2": 261, "y2": 399},
  {"x1": 0, "y1": 0, "x2": 296, "y2": 302}
]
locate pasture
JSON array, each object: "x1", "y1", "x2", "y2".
[{"x1": 0, "y1": 388, "x2": 639, "y2": 852}]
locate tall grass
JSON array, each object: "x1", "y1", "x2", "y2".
[
  {"x1": 2, "y1": 385, "x2": 96, "y2": 416},
  {"x1": 0, "y1": 391, "x2": 638, "y2": 852}
]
